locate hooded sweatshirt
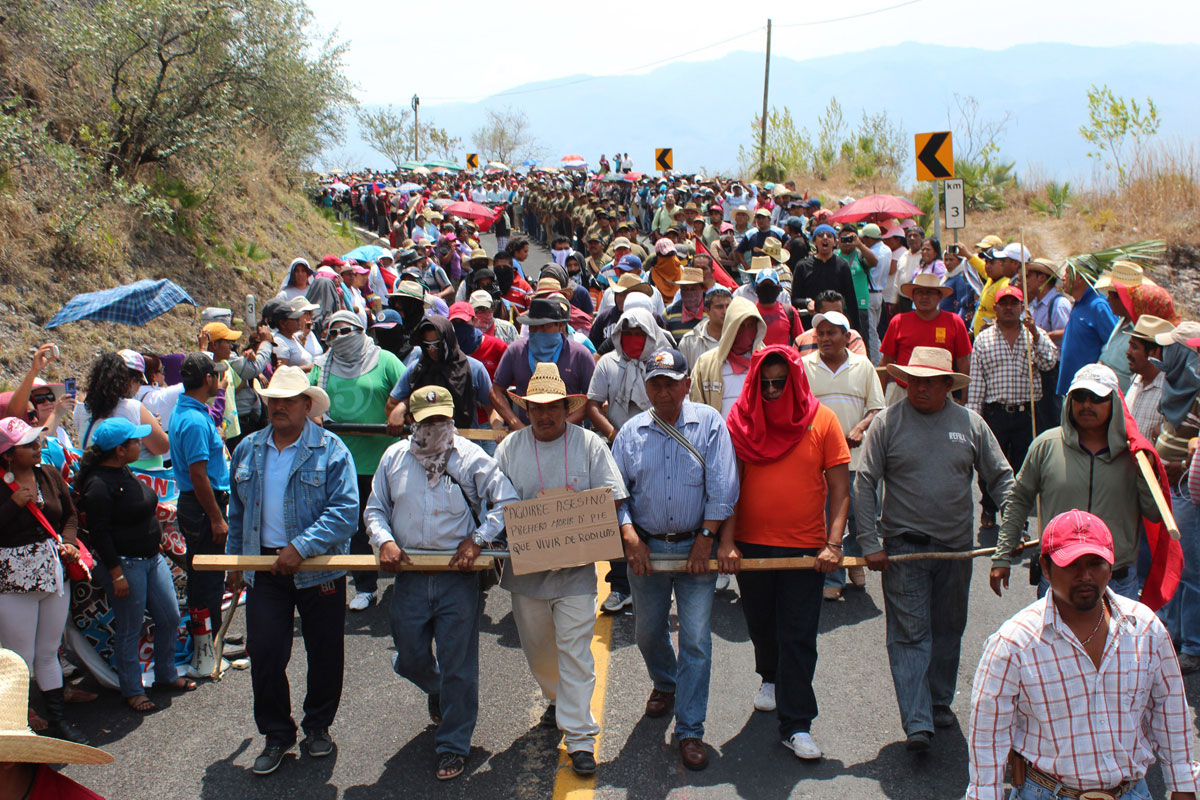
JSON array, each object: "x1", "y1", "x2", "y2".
[
  {"x1": 689, "y1": 297, "x2": 766, "y2": 413},
  {"x1": 587, "y1": 307, "x2": 673, "y2": 429},
  {"x1": 994, "y1": 392, "x2": 1160, "y2": 570}
]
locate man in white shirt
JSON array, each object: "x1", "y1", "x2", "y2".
[{"x1": 861, "y1": 224, "x2": 892, "y2": 364}]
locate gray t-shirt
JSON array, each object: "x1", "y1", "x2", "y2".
[
  {"x1": 587, "y1": 353, "x2": 647, "y2": 430},
  {"x1": 496, "y1": 424, "x2": 629, "y2": 599},
  {"x1": 854, "y1": 399, "x2": 1014, "y2": 552}
]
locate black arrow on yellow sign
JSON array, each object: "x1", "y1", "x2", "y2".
[
  {"x1": 916, "y1": 133, "x2": 952, "y2": 180},
  {"x1": 655, "y1": 148, "x2": 672, "y2": 171},
  {"x1": 466, "y1": 153, "x2": 479, "y2": 169}
]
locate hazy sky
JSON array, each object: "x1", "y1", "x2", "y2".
[{"x1": 306, "y1": 0, "x2": 1200, "y2": 107}]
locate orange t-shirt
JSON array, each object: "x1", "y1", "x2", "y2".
[{"x1": 734, "y1": 404, "x2": 851, "y2": 548}]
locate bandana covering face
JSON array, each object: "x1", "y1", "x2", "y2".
[
  {"x1": 681, "y1": 287, "x2": 705, "y2": 323},
  {"x1": 726, "y1": 345, "x2": 820, "y2": 465},
  {"x1": 528, "y1": 331, "x2": 564, "y2": 371},
  {"x1": 410, "y1": 418, "x2": 456, "y2": 488}
]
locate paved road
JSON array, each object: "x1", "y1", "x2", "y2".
[{"x1": 57, "y1": 233, "x2": 1200, "y2": 798}]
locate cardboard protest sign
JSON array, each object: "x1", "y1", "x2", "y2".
[{"x1": 503, "y1": 487, "x2": 622, "y2": 575}]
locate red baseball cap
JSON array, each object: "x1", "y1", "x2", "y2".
[
  {"x1": 1041, "y1": 510, "x2": 1114, "y2": 567},
  {"x1": 995, "y1": 286, "x2": 1024, "y2": 303},
  {"x1": 447, "y1": 301, "x2": 475, "y2": 322}
]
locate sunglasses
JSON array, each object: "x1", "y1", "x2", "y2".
[
  {"x1": 1070, "y1": 390, "x2": 1112, "y2": 404},
  {"x1": 760, "y1": 376, "x2": 788, "y2": 390},
  {"x1": 420, "y1": 340, "x2": 445, "y2": 350},
  {"x1": 31, "y1": 394, "x2": 55, "y2": 405},
  {"x1": 327, "y1": 326, "x2": 357, "y2": 340}
]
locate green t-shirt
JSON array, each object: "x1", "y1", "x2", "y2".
[
  {"x1": 842, "y1": 250, "x2": 871, "y2": 311},
  {"x1": 309, "y1": 350, "x2": 406, "y2": 474}
]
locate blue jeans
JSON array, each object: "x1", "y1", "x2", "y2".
[
  {"x1": 1007, "y1": 776, "x2": 1150, "y2": 799},
  {"x1": 628, "y1": 536, "x2": 716, "y2": 740},
  {"x1": 880, "y1": 537, "x2": 972, "y2": 735},
  {"x1": 1162, "y1": 483, "x2": 1200, "y2": 655},
  {"x1": 99, "y1": 554, "x2": 181, "y2": 698},
  {"x1": 825, "y1": 471, "x2": 862, "y2": 589},
  {"x1": 388, "y1": 571, "x2": 480, "y2": 756}
]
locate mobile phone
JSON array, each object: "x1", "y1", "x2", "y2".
[{"x1": 63, "y1": 378, "x2": 76, "y2": 397}]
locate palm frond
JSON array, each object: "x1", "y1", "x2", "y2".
[{"x1": 1063, "y1": 239, "x2": 1166, "y2": 284}]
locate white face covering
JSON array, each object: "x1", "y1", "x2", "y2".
[{"x1": 551, "y1": 249, "x2": 570, "y2": 267}]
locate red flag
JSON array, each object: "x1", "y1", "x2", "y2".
[
  {"x1": 1121, "y1": 393, "x2": 1183, "y2": 611},
  {"x1": 694, "y1": 238, "x2": 738, "y2": 290}
]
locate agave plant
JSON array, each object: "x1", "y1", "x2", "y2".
[{"x1": 1063, "y1": 239, "x2": 1166, "y2": 285}]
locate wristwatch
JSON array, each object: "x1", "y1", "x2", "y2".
[
  {"x1": 699, "y1": 527, "x2": 716, "y2": 539},
  {"x1": 471, "y1": 532, "x2": 489, "y2": 547}
]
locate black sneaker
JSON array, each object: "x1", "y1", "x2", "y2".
[
  {"x1": 569, "y1": 750, "x2": 597, "y2": 776},
  {"x1": 301, "y1": 729, "x2": 334, "y2": 758},
  {"x1": 540, "y1": 704, "x2": 557, "y2": 728},
  {"x1": 932, "y1": 704, "x2": 956, "y2": 728},
  {"x1": 905, "y1": 731, "x2": 932, "y2": 753},
  {"x1": 252, "y1": 743, "x2": 290, "y2": 775}
]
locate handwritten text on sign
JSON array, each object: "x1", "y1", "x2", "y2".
[{"x1": 504, "y1": 487, "x2": 622, "y2": 575}]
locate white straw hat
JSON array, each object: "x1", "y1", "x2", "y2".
[
  {"x1": 0, "y1": 648, "x2": 112, "y2": 764},
  {"x1": 255, "y1": 365, "x2": 331, "y2": 418}
]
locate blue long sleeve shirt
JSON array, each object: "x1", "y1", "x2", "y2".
[{"x1": 1057, "y1": 287, "x2": 1118, "y2": 395}]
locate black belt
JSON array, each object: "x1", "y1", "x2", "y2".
[
  {"x1": 635, "y1": 525, "x2": 697, "y2": 544},
  {"x1": 985, "y1": 401, "x2": 1031, "y2": 414},
  {"x1": 179, "y1": 489, "x2": 230, "y2": 502}
]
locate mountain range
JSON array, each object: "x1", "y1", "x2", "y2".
[{"x1": 330, "y1": 42, "x2": 1200, "y2": 184}]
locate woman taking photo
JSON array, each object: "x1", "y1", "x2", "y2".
[
  {"x1": 76, "y1": 417, "x2": 194, "y2": 713},
  {"x1": 0, "y1": 417, "x2": 88, "y2": 743}
]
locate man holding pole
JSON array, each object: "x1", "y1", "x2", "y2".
[
  {"x1": 991, "y1": 363, "x2": 1167, "y2": 605},
  {"x1": 225, "y1": 366, "x2": 360, "y2": 776},
  {"x1": 494, "y1": 363, "x2": 629, "y2": 777},
  {"x1": 364, "y1": 385, "x2": 519, "y2": 781},
  {"x1": 612, "y1": 348, "x2": 739, "y2": 771},
  {"x1": 856, "y1": 347, "x2": 1014, "y2": 752},
  {"x1": 966, "y1": 286, "x2": 1058, "y2": 531}
]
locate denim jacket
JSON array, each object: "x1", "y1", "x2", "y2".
[{"x1": 226, "y1": 420, "x2": 359, "y2": 589}]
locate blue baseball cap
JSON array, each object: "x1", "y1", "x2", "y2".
[
  {"x1": 616, "y1": 254, "x2": 643, "y2": 273},
  {"x1": 645, "y1": 348, "x2": 689, "y2": 381},
  {"x1": 811, "y1": 224, "x2": 837, "y2": 238},
  {"x1": 803, "y1": 198, "x2": 822, "y2": 209},
  {"x1": 371, "y1": 308, "x2": 403, "y2": 329},
  {"x1": 91, "y1": 417, "x2": 152, "y2": 451},
  {"x1": 755, "y1": 268, "x2": 780, "y2": 286}
]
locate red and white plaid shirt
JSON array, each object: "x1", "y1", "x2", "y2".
[
  {"x1": 966, "y1": 323, "x2": 1058, "y2": 412},
  {"x1": 966, "y1": 590, "x2": 1200, "y2": 799}
]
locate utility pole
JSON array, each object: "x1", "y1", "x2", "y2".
[
  {"x1": 411, "y1": 94, "x2": 420, "y2": 160},
  {"x1": 759, "y1": 19, "x2": 772, "y2": 172}
]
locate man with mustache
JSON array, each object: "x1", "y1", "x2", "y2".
[
  {"x1": 967, "y1": 510, "x2": 1200, "y2": 800},
  {"x1": 990, "y1": 363, "x2": 1161, "y2": 603}
]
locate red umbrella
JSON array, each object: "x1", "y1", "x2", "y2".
[
  {"x1": 623, "y1": 171, "x2": 644, "y2": 182},
  {"x1": 560, "y1": 154, "x2": 584, "y2": 162},
  {"x1": 828, "y1": 194, "x2": 924, "y2": 225},
  {"x1": 443, "y1": 201, "x2": 495, "y2": 224}
]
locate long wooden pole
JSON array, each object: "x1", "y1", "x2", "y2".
[
  {"x1": 194, "y1": 544, "x2": 1029, "y2": 574},
  {"x1": 759, "y1": 19, "x2": 772, "y2": 169},
  {"x1": 1135, "y1": 451, "x2": 1181, "y2": 539},
  {"x1": 1019, "y1": 230, "x2": 1045, "y2": 536}
]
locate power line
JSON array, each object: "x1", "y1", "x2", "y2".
[{"x1": 774, "y1": 0, "x2": 922, "y2": 28}]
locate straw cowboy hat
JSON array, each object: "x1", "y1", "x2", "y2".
[
  {"x1": 674, "y1": 267, "x2": 705, "y2": 286},
  {"x1": 256, "y1": 365, "x2": 331, "y2": 418},
  {"x1": 885, "y1": 346, "x2": 970, "y2": 391},
  {"x1": 748, "y1": 255, "x2": 776, "y2": 273},
  {"x1": 760, "y1": 237, "x2": 785, "y2": 263},
  {"x1": 611, "y1": 273, "x2": 653, "y2": 297},
  {"x1": 0, "y1": 648, "x2": 112, "y2": 764},
  {"x1": 508, "y1": 363, "x2": 587, "y2": 414},
  {"x1": 1128, "y1": 315, "x2": 1176, "y2": 344},
  {"x1": 1094, "y1": 260, "x2": 1152, "y2": 293},
  {"x1": 900, "y1": 272, "x2": 953, "y2": 299}
]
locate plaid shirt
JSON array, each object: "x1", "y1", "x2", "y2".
[
  {"x1": 966, "y1": 323, "x2": 1058, "y2": 412},
  {"x1": 966, "y1": 590, "x2": 1200, "y2": 799}
]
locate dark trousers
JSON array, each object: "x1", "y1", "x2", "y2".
[
  {"x1": 736, "y1": 542, "x2": 824, "y2": 739},
  {"x1": 979, "y1": 403, "x2": 1036, "y2": 516},
  {"x1": 246, "y1": 568, "x2": 346, "y2": 746},
  {"x1": 352, "y1": 474, "x2": 378, "y2": 594},
  {"x1": 605, "y1": 559, "x2": 630, "y2": 595},
  {"x1": 177, "y1": 490, "x2": 228, "y2": 637},
  {"x1": 1036, "y1": 365, "x2": 1061, "y2": 433}
]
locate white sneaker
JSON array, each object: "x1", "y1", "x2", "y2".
[
  {"x1": 601, "y1": 591, "x2": 632, "y2": 613},
  {"x1": 714, "y1": 574, "x2": 731, "y2": 591},
  {"x1": 753, "y1": 681, "x2": 776, "y2": 712},
  {"x1": 348, "y1": 591, "x2": 376, "y2": 611},
  {"x1": 783, "y1": 732, "x2": 822, "y2": 760}
]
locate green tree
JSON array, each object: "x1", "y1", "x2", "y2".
[
  {"x1": 811, "y1": 99, "x2": 847, "y2": 179},
  {"x1": 1079, "y1": 84, "x2": 1161, "y2": 184},
  {"x1": 357, "y1": 106, "x2": 461, "y2": 166},
  {"x1": 736, "y1": 106, "x2": 812, "y2": 179},
  {"x1": 471, "y1": 107, "x2": 542, "y2": 166}
]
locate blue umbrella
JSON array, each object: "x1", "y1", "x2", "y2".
[
  {"x1": 342, "y1": 244, "x2": 389, "y2": 263},
  {"x1": 45, "y1": 279, "x2": 197, "y2": 329},
  {"x1": 397, "y1": 182, "x2": 422, "y2": 193},
  {"x1": 522, "y1": 159, "x2": 539, "y2": 167}
]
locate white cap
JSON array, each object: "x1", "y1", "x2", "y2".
[
  {"x1": 469, "y1": 290, "x2": 494, "y2": 309},
  {"x1": 811, "y1": 311, "x2": 851, "y2": 332},
  {"x1": 1067, "y1": 363, "x2": 1119, "y2": 397},
  {"x1": 996, "y1": 243, "x2": 1032, "y2": 262}
]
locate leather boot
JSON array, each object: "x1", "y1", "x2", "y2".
[{"x1": 42, "y1": 688, "x2": 89, "y2": 745}]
